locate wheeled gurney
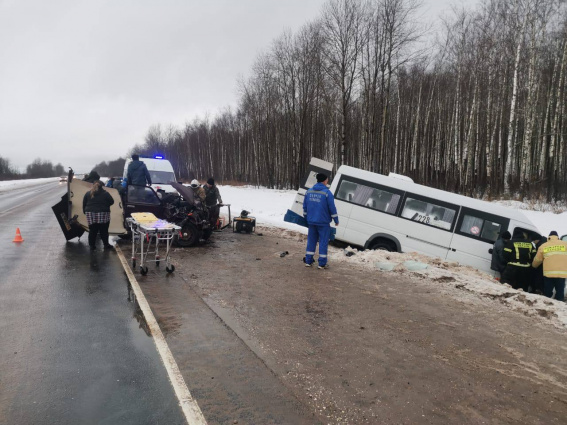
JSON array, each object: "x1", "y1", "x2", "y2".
[{"x1": 126, "y1": 213, "x2": 181, "y2": 275}]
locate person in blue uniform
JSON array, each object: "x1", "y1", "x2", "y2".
[{"x1": 303, "y1": 173, "x2": 339, "y2": 269}]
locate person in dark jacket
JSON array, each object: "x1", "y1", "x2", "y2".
[
  {"x1": 204, "y1": 178, "x2": 223, "y2": 227},
  {"x1": 126, "y1": 155, "x2": 152, "y2": 186},
  {"x1": 501, "y1": 229, "x2": 535, "y2": 291},
  {"x1": 83, "y1": 170, "x2": 101, "y2": 183},
  {"x1": 491, "y1": 230, "x2": 511, "y2": 279},
  {"x1": 83, "y1": 180, "x2": 114, "y2": 250},
  {"x1": 303, "y1": 173, "x2": 339, "y2": 269}
]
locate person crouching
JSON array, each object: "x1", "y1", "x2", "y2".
[{"x1": 83, "y1": 180, "x2": 114, "y2": 251}]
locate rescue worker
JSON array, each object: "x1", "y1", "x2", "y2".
[
  {"x1": 105, "y1": 177, "x2": 115, "y2": 188},
  {"x1": 491, "y1": 230, "x2": 511, "y2": 279},
  {"x1": 126, "y1": 154, "x2": 152, "y2": 187},
  {"x1": 204, "y1": 178, "x2": 223, "y2": 228},
  {"x1": 303, "y1": 173, "x2": 339, "y2": 269},
  {"x1": 83, "y1": 180, "x2": 114, "y2": 251},
  {"x1": 532, "y1": 231, "x2": 567, "y2": 301},
  {"x1": 501, "y1": 229, "x2": 535, "y2": 291},
  {"x1": 190, "y1": 179, "x2": 206, "y2": 204}
]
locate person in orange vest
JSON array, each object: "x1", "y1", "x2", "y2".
[{"x1": 532, "y1": 231, "x2": 567, "y2": 302}]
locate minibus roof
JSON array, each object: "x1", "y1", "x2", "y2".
[{"x1": 336, "y1": 165, "x2": 538, "y2": 229}]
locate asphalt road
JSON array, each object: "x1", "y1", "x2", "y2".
[{"x1": 0, "y1": 181, "x2": 185, "y2": 425}]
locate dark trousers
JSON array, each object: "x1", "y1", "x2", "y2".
[
  {"x1": 305, "y1": 224, "x2": 331, "y2": 267},
  {"x1": 501, "y1": 264, "x2": 531, "y2": 291},
  {"x1": 88, "y1": 222, "x2": 110, "y2": 248},
  {"x1": 208, "y1": 205, "x2": 220, "y2": 228},
  {"x1": 544, "y1": 277, "x2": 565, "y2": 301}
]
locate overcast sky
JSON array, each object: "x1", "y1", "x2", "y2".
[{"x1": 0, "y1": 0, "x2": 472, "y2": 173}]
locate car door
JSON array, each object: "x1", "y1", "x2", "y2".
[{"x1": 124, "y1": 185, "x2": 164, "y2": 219}]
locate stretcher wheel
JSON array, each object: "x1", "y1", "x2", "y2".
[
  {"x1": 140, "y1": 266, "x2": 148, "y2": 276},
  {"x1": 166, "y1": 265, "x2": 175, "y2": 273}
]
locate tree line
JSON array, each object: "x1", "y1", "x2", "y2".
[
  {"x1": 0, "y1": 157, "x2": 65, "y2": 180},
  {"x1": 133, "y1": 0, "x2": 567, "y2": 201}
]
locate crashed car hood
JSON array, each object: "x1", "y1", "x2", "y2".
[{"x1": 170, "y1": 181, "x2": 195, "y2": 205}]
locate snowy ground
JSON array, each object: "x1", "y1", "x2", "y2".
[
  {"x1": 4, "y1": 178, "x2": 567, "y2": 328},
  {"x1": 217, "y1": 184, "x2": 567, "y2": 238},
  {"x1": 217, "y1": 184, "x2": 567, "y2": 330},
  {"x1": 0, "y1": 177, "x2": 60, "y2": 193}
]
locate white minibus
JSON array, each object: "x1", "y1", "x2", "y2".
[
  {"x1": 286, "y1": 158, "x2": 542, "y2": 275},
  {"x1": 123, "y1": 155, "x2": 178, "y2": 194}
]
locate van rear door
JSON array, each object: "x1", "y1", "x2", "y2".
[
  {"x1": 285, "y1": 157, "x2": 334, "y2": 226},
  {"x1": 446, "y1": 208, "x2": 509, "y2": 274}
]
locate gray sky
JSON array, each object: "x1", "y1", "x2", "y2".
[{"x1": 0, "y1": 0, "x2": 470, "y2": 173}]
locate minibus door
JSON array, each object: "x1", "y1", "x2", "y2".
[
  {"x1": 399, "y1": 194, "x2": 459, "y2": 260},
  {"x1": 446, "y1": 208, "x2": 509, "y2": 274}
]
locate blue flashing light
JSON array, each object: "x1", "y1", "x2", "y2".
[{"x1": 154, "y1": 155, "x2": 164, "y2": 159}]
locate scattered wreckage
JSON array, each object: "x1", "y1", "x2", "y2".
[{"x1": 52, "y1": 169, "x2": 231, "y2": 247}]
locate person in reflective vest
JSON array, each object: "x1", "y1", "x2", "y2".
[
  {"x1": 501, "y1": 229, "x2": 535, "y2": 291},
  {"x1": 303, "y1": 173, "x2": 339, "y2": 269},
  {"x1": 532, "y1": 231, "x2": 567, "y2": 301}
]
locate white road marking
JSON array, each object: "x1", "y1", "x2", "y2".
[{"x1": 115, "y1": 245, "x2": 208, "y2": 425}]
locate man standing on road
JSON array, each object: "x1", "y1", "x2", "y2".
[
  {"x1": 204, "y1": 178, "x2": 223, "y2": 228},
  {"x1": 532, "y1": 231, "x2": 567, "y2": 301},
  {"x1": 491, "y1": 230, "x2": 511, "y2": 280},
  {"x1": 303, "y1": 173, "x2": 339, "y2": 270}
]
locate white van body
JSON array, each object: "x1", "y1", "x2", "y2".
[
  {"x1": 123, "y1": 157, "x2": 177, "y2": 194},
  {"x1": 288, "y1": 159, "x2": 542, "y2": 275}
]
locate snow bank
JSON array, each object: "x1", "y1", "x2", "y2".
[
  {"x1": 218, "y1": 185, "x2": 307, "y2": 234},
  {"x1": 217, "y1": 185, "x2": 567, "y2": 329},
  {"x1": 218, "y1": 185, "x2": 566, "y2": 239},
  {"x1": 0, "y1": 177, "x2": 60, "y2": 193}
]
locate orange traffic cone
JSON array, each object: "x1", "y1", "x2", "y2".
[{"x1": 12, "y1": 228, "x2": 24, "y2": 243}]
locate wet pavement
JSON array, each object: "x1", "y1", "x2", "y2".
[
  {"x1": 121, "y1": 243, "x2": 318, "y2": 425},
  {"x1": 0, "y1": 182, "x2": 185, "y2": 424},
  {"x1": 143, "y1": 228, "x2": 567, "y2": 425}
]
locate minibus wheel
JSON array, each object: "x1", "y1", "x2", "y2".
[{"x1": 369, "y1": 240, "x2": 396, "y2": 252}]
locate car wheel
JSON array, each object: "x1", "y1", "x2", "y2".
[{"x1": 176, "y1": 222, "x2": 199, "y2": 247}]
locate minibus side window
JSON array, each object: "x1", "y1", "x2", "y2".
[
  {"x1": 460, "y1": 214, "x2": 501, "y2": 242},
  {"x1": 336, "y1": 179, "x2": 401, "y2": 215},
  {"x1": 401, "y1": 197, "x2": 457, "y2": 230},
  {"x1": 481, "y1": 221, "x2": 502, "y2": 241},
  {"x1": 401, "y1": 197, "x2": 456, "y2": 230}
]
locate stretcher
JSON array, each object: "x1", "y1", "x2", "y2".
[{"x1": 126, "y1": 213, "x2": 181, "y2": 275}]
